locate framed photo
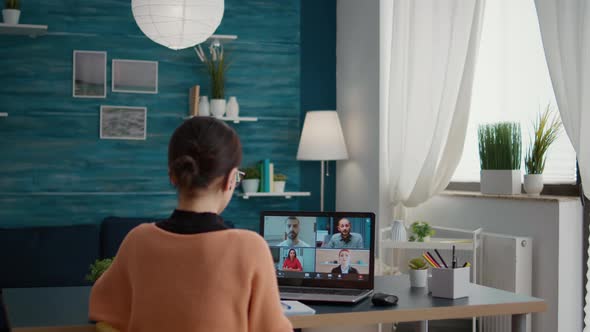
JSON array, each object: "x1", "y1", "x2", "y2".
[
  {"x1": 100, "y1": 105, "x2": 147, "y2": 140},
  {"x1": 112, "y1": 59, "x2": 158, "y2": 94},
  {"x1": 73, "y1": 50, "x2": 107, "y2": 98}
]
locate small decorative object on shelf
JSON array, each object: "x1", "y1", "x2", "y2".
[
  {"x1": 409, "y1": 221, "x2": 435, "y2": 242},
  {"x1": 241, "y1": 167, "x2": 260, "y2": 193},
  {"x1": 3, "y1": 0, "x2": 20, "y2": 25},
  {"x1": 478, "y1": 122, "x2": 522, "y2": 195},
  {"x1": 189, "y1": 85, "x2": 200, "y2": 117},
  {"x1": 390, "y1": 220, "x2": 407, "y2": 242},
  {"x1": 524, "y1": 104, "x2": 562, "y2": 195},
  {"x1": 273, "y1": 173, "x2": 287, "y2": 193},
  {"x1": 226, "y1": 96, "x2": 239, "y2": 117},
  {"x1": 198, "y1": 96, "x2": 210, "y2": 116},
  {"x1": 408, "y1": 257, "x2": 428, "y2": 288},
  {"x1": 194, "y1": 42, "x2": 229, "y2": 118}
]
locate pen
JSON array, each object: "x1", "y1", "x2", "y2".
[
  {"x1": 281, "y1": 301, "x2": 292, "y2": 310},
  {"x1": 425, "y1": 251, "x2": 441, "y2": 268},
  {"x1": 434, "y1": 249, "x2": 448, "y2": 268},
  {"x1": 452, "y1": 245, "x2": 457, "y2": 269}
]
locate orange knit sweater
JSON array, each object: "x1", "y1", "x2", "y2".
[{"x1": 89, "y1": 223, "x2": 293, "y2": 332}]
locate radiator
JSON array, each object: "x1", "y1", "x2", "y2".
[{"x1": 480, "y1": 232, "x2": 533, "y2": 332}]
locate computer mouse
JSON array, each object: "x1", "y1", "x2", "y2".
[{"x1": 371, "y1": 292, "x2": 398, "y2": 306}]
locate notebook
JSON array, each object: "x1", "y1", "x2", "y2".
[{"x1": 281, "y1": 300, "x2": 316, "y2": 316}]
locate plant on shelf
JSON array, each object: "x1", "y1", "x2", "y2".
[
  {"x1": 408, "y1": 257, "x2": 428, "y2": 287},
  {"x1": 85, "y1": 258, "x2": 113, "y2": 283},
  {"x1": 478, "y1": 122, "x2": 522, "y2": 195},
  {"x1": 408, "y1": 221, "x2": 435, "y2": 242},
  {"x1": 3, "y1": 0, "x2": 21, "y2": 25},
  {"x1": 523, "y1": 104, "x2": 562, "y2": 195},
  {"x1": 5, "y1": 0, "x2": 19, "y2": 9},
  {"x1": 241, "y1": 166, "x2": 260, "y2": 194},
  {"x1": 194, "y1": 43, "x2": 230, "y2": 118},
  {"x1": 273, "y1": 173, "x2": 287, "y2": 193}
]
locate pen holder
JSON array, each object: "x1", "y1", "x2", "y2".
[{"x1": 430, "y1": 267, "x2": 470, "y2": 299}]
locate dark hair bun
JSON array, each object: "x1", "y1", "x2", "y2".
[{"x1": 170, "y1": 155, "x2": 207, "y2": 189}]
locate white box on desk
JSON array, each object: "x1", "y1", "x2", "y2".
[{"x1": 430, "y1": 267, "x2": 470, "y2": 299}]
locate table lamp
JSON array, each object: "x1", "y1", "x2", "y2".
[{"x1": 297, "y1": 111, "x2": 349, "y2": 211}]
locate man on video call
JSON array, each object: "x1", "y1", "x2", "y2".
[
  {"x1": 277, "y1": 216, "x2": 311, "y2": 247},
  {"x1": 324, "y1": 217, "x2": 364, "y2": 248}
]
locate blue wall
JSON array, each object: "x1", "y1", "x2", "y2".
[{"x1": 0, "y1": 0, "x2": 335, "y2": 231}]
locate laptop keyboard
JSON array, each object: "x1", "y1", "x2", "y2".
[{"x1": 280, "y1": 287, "x2": 366, "y2": 296}]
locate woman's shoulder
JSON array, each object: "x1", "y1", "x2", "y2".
[{"x1": 223, "y1": 229, "x2": 268, "y2": 247}]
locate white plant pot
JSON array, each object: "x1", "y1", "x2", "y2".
[
  {"x1": 273, "y1": 181, "x2": 286, "y2": 193},
  {"x1": 524, "y1": 174, "x2": 543, "y2": 195},
  {"x1": 198, "y1": 96, "x2": 210, "y2": 116},
  {"x1": 3, "y1": 9, "x2": 20, "y2": 25},
  {"x1": 409, "y1": 269, "x2": 428, "y2": 288},
  {"x1": 210, "y1": 99, "x2": 226, "y2": 118},
  {"x1": 480, "y1": 170, "x2": 521, "y2": 195},
  {"x1": 390, "y1": 220, "x2": 407, "y2": 242},
  {"x1": 241, "y1": 179, "x2": 259, "y2": 193},
  {"x1": 226, "y1": 96, "x2": 239, "y2": 117}
]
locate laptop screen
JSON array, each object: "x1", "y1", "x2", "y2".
[{"x1": 260, "y1": 211, "x2": 375, "y2": 290}]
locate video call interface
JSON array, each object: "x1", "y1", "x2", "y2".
[{"x1": 263, "y1": 215, "x2": 372, "y2": 282}]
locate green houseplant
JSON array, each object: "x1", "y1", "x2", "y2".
[
  {"x1": 85, "y1": 258, "x2": 113, "y2": 283},
  {"x1": 478, "y1": 122, "x2": 522, "y2": 195},
  {"x1": 3, "y1": 0, "x2": 21, "y2": 25},
  {"x1": 408, "y1": 221, "x2": 435, "y2": 242},
  {"x1": 273, "y1": 173, "x2": 287, "y2": 193},
  {"x1": 194, "y1": 44, "x2": 230, "y2": 118},
  {"x1": 408, "y1": 257, "x2": 428, "y2": 287},
  {"x1": 524, "y1": 105, "x2": 562, "y2": 195},
  {"x1": 241, "y1": 166, "x2": 260, "y2": 193}
]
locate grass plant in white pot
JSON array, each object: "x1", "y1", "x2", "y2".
[
  {"x1": 273, "y1": 173, "x2": 287, "y2": 193},
  {"x1": 478, "y1": 122, "x2": 522, "y2": 195},
  {"x1": 241, "y1": 167, "x2": 260, "y2": 194},
  {"x1": 3, "y1": 0, "x2": 20, "y2": 25},
  {"x1": 194, "y1": 43, "x2": 229, "y2": 118},
  {"x1": 524, "y1": 105, "x2": 562, "y2": 195}
]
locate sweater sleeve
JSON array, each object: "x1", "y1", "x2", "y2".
[
  {"x1": 89, "y1": 231, "x2": 135, "y2": 331},
  {"x1": 248, "y1": 236, "x2": 293, "y2": 332}
]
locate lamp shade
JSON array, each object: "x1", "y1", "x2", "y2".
[
  {"x1": 297, "y1": 111, "x2": 349, "y2": 161},
  {"x1": 132, "y1": 0, "x2": 224, "y2": 50}
]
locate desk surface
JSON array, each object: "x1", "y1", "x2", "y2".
[{"x1": 4, "y1": 276, "x2": 546, "y2": 331}]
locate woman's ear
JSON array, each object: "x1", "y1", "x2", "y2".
[
  {"x1": 223, "y1": 168, "x2": 238, "y2": 191},
  {"x1": 168, "y1": 170, "x2": 177, "y2": 186}
]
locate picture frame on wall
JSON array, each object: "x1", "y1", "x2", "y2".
[
  {"x1": 73, "y1": 50, "x2": 107, "y2": 98},
  {"x1": 100, "y1": 105, "x2": 147, "y2": 140},
  {"x1": 112, "y1": 59, "x2": 158, "y2": 94}
]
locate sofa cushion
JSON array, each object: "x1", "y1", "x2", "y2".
[
  {"x1": 0, "y1": 224, "x2": 100, "y2": 288},
  {"x1": 100, "y1": 217, "x2": 160, "y2": 259}
]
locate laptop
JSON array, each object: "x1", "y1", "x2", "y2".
[{"x1": 260, "y1": 211, "x2": 375, "y2": 303}]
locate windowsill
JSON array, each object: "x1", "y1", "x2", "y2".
[{"x1": 441, "y1": 190, "x2": 580, "y2": 202}]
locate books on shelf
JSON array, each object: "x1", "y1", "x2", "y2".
[{"x1": 258, "y1": 159, "x2": 275, "y2": 193}]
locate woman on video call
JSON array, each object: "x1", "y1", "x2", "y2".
[
  {"x1": 89, "y1": 117, "x2": 293, "y2": 332},
  {"x1": 282, "y1": 248, "x2": 303, "y2": 271},
  {"x1": 331, "y1": 249, "x2": 359, "y2": 275}
]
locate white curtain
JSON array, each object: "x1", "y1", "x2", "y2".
[
  {"x1": 534, "y1": 0, "x2": 590, "y2": 329},
  {"x1": 382, "y1": 0, "x2": 486, "y2": 218}
]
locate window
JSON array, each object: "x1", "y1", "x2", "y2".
[{"x1": 451, "y1": 0, "x2": 577, "y2": 184}]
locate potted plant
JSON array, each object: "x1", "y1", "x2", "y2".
[
  {"x1": 524, "y1": 105, "x2": 561, "y2": 195},
  {"x1": 273, "y1": 173, "x2": 287, "y2": 193},
  {"x1": 478, "y1": 122, "x2": 522, "y2": 194},
  {"x1": 241, "y1": 167, "x2": 260, "y2": 193},
  {"x1": 408, "y1": 257, "x2": 428, "y2": 287},
  {"x1": 85, "y1": 258, "x2": 113, "y2": 283},
  {"x1": 194, "y1": 44, "x2": 229, "y2": 118},
  {"x1": 3, "y1": 0, "x2": 20, "y2": 25},
  {"x1": 408, "y1": 221, "x2": 435, "y2": 242}
]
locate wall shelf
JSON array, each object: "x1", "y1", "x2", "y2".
[
  {"x1": 206, "y1": 34, "x2": 237, "y2": 46},
  {"x1": 239, "y1": 192, "x2": 311, "y2": 199},
  {"x1": 0, "y1": 23, "x2": 47, "y2": 37},
  {"x1": 0, "y1": 112, "x2": 7, "y2": 117},
  {"x1": 185, "y1": 115, "x2": 258, "y2": 123},
  {"x1": 380, "y1": 238, "x2": 479, "y2": 251}
]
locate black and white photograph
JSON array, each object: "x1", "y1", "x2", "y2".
[
  {"x1": 99, "y1": 105, "x2": 147, "y2": 140},
  {"x1": 112, "y1": 59, "x2": 158, "y2": 94},
  {"x1": 72, "y1": 50, "x2": 107, "y2": 98}
]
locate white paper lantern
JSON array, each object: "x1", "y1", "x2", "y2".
[{"x1": 132, "y1": 0, "x2": 224, "y2": 50}]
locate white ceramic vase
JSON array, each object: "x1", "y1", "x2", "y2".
[
  {"x1": 226, "y1": 96, "x2": 239, "y2": 117},
  {"x1": 210, "y1": 99, "x2": 226, "y2": 118},
  {"x1": 241, "y1": 179, "x2": 259, "y2": 193},
  {"x1": 524, "y1": 174, "x2": 543, "y2": 195},
  {"x1": 3, "y1": 9, "x2": 20, "y2": 25},
  {"x1": 273, "y1": 181, "x2": 286, "y2": 193},
  {"x1": 391, "y1": 220, "x2": 407, "y2": 242},
  {"x1": 409, "y1": 269, "x2": 428, "y2": 288},
  {"x1": 198, "y1": 96, "x2": 210, "y2": 116}
]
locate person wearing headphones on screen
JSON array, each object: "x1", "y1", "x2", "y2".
[{"x1": 89, "y1": 117, "x2": 293, "y2": 332}]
